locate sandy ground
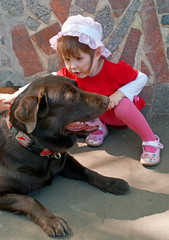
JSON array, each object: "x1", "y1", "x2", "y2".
[{"x1": 0, "y1": 116, "x2": 169, "y2": 240}]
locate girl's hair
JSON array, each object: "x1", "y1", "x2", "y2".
[{"x1": 57, "y1": 35, "x2": 95, "y2": 62}]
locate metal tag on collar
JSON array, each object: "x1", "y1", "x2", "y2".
[{"x1": 48, "y1": 152, "x2": 62, "y2": 159}]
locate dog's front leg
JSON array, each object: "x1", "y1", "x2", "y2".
[
  {"x1": 0, "y1": 193, "x2": 68, "y2": 236},
  {"x1": 61, "y1": 153, "x2": 129, "y2": 195}
]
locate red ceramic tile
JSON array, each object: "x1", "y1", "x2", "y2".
[
  {"x1": 120, "y1": 28, "x2": 141, "y2": 67},
  {"x1": 141, "y1": 0, "x2": 169, "y2": 83},
  {"x1": 11, "y1": 24, "x2": 43, "y2": 77},
  {"x1": 31, "y1": 23, "x2": 61, "y2": 56},
  {"x1": 50, "y1": 0, "x2": 72, "y2": 24},
  {"x1": 108, "y1": 0, "x2": 130, "y2": 17}
]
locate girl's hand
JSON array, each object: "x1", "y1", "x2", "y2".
[
  {"x1": 108, "y1": 90, "x2": 125, "y2": 109},
  {"x1": 0, "y1": 93, "x2": 17, "y2": 104}
]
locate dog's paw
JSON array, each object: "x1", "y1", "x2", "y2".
[
  {"x1": 39, "y1": 214, "x2": 69, "y2": 236},
  {"x1": 100, "y1": 178, "x2": 129, "y2": 195}
]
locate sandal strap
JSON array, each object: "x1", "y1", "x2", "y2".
[{"x1": 142, "y1": 140, "x2": 163, "y2": 149}]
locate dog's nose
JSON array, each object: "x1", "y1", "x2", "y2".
[{"x1": 103, "y1": 97, "x2": 110, "y2": 107}]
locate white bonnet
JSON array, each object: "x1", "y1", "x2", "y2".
[{"x1": 49, "y1": 15, "x2": 111, "y2": 58}]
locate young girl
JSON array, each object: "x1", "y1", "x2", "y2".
[{"x1": 0, "y1": 15, "x2": 163, "y2": 166}]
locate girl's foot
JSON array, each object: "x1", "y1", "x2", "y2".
[
  {"x1": 140, "y1": 135, "x2": 164, "y2": 166},
  {"x1": 86, "y1": 119, "x2": 108, "y2": 147}
]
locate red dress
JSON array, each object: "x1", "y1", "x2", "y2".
[
  {"x1": 57, "y1": 59, "x2": 138, "y2": 94},
  {"x1": 57, "y1": 59, "x2": 145, "y2": 124}
]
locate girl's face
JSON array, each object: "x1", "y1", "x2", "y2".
[{"x1": 63, "y1": 49, "x2": 101, "y2": 78}]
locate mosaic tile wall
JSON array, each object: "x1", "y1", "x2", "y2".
[{"x1": 0, "y1": 0, "x2": 169, "y2": 117}]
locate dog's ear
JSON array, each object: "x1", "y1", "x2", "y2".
[{"x1": 14, "y1": 88, "x2": 48, "y2": 134}]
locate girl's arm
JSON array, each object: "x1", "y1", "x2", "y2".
[
  {"x1": 18, "y1": 83, "x2": 30, "y2": 93},
  {"x1": 0, "y1": 83, "x2": 30, "y2": 104},
  {"x1": 108, "y1": 71, "x2": 147, "y2": 109},
  {"x1": 118, "y1": 71, "x2": 148, "y2": 101}
]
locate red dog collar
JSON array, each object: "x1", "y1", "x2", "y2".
[{"x1": 6, "y1": 112, "x2": 61, "y2": 159}]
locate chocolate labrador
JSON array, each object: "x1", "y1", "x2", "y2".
[{"x1": 0, "y1": 75, "x2": 129, "y2": 237}]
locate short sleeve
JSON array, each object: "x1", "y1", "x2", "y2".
[
  {"x1": 117, "y1": 60, "x2": 138, "y2": 84},
  {"x1": 56, "y1": 67, "x2": 68, "y2": 77},
  {"x1": 56, "y1": 67, "x2": 77, "y2": 81}
]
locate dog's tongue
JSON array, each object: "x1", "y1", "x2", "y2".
[{"x1": 66, "y1": 121, "x2": 98, "y2": 132}]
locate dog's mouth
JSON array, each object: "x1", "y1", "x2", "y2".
[{"x1": 66, "y1": 121, "x2": 98, "y2": 132}]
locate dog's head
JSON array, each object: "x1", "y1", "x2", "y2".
[{"x1": 9, "y1": 75, "x2": 109, "y2": 152}]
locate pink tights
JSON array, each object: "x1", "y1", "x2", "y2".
[{"x1": 100, "y1": 98, "x2": 156, "y2": 153}]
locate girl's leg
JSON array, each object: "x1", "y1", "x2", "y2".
[
  {"x1": 113, "y1": 98, "x2": 157, "y2": 152},
  {"x1": 111, "y1": 98, "x2": 163, "y2": 165},
  {"x1": 86, "y1": 98, "x2": 163, "y2": 165}
]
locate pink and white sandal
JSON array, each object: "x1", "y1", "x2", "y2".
[
  {"x1": 140, "y1": 135, "x2": 164, "y2": 166},
  {"x1": 86, "y1": 119, "x2": 108, "y2": 147}
]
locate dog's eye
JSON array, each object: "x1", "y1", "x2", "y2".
[{"x1": 64, "y1": 88, "x2": 78, "y2": 103}]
